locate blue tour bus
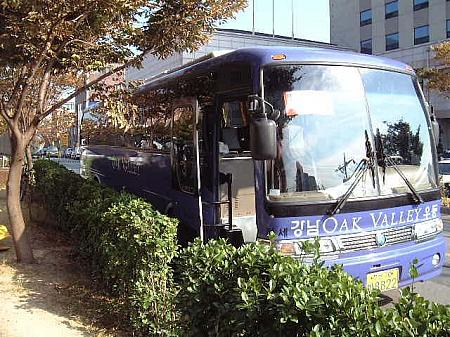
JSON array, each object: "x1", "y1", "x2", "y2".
[{"x1": 81, "y1": 47, "x2": 446, "y2": 291}]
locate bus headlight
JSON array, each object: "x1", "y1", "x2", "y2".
[
  {"x1": 318, "y1": 239, "x2": 336, "y2": 253},
  {"x1": 276, "y1": 242, "x2": 296, "y2": 255},
  {"x1": 294, "y1": 238, "x2": 336, "y2": 255},
  {"x1": 414, "y1": 219, "x2": 443, "y2": 240}
]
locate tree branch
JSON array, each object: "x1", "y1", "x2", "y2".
[
  {"x1": 37, "y1": 64, "x2": 53, "y2": 114},
  {"x1": 13, "y1": 36, "x2": 56, "y2": 122},
  {"x1": 0, "y1": 100, "x2": 13, "y2": 130},
  {"x1": 7, "y1": 66, "x2": 28, "y2": 110},
  {"x1": 36, "y1": 52, "x2": 146, "y2": 125}
]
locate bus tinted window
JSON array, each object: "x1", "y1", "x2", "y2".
[{"x1": 172, "y1": 105, "x2": 196, "y2": 193}]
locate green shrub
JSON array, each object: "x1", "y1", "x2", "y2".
[
  {"x1": 32, "y1": 160, "x2": 179, "y2": 336},
  {"x1": 176, "y1": 239, "x2": 450, "y2": 337},
  {"x1": 33, "y1": 160, "x2": 450, "y2": 337},
  {"x1": 386, "y1": 287, "x2": 450, "y2": 336},
  {"x1": 176, "y1": 238, "x2": 383, "y2": 336}
]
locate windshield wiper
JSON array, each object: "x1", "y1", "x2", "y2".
[
  {"x1": 375, "y1": 129, "x2": 423, "y2": 204},
  {"x1": 328, "y1": 131, "x2": 375, "y2": 215}
]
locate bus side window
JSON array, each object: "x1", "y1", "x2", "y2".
[{"x1": 172, "y1": 105, "x2": 196, "y2": 193}]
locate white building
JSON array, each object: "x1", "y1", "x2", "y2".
[{"x1": 330, "y1": 0, "x2": 450, "y2": 150}]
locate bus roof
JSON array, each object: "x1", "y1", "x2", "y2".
[{"x1": 139, "y1": 46, "x2": 414, "y2": 92}]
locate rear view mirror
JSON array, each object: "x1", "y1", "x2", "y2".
[
  {"x1": 432, "y1": 119, "x2": 439, "y2": 145},
  {"x1": 428, "y1": 104, "x2": 440, "y2": 145},
  {"x1": 250, "y1": 117, "x2": 277, "y2": 160},
  {"x1": 248, "y1": 94, "x2": 277, "y2": 160}
]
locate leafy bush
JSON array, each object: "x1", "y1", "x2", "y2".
[
  {"x1": 32, "y1": 160, "x2": 178, "y2": 336},
  {"x1": 176, "y1": 239, "x2": 450, "y2": 337},
  {"x1": 33, "y1": 160, "x2": 450, "y2": 337}
]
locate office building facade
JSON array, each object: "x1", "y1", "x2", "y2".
[{"x1": 330, "y1": 0, "x2": 450, "y2": 149}]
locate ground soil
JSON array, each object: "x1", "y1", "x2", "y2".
[{"x1": 0, "y1": 187, "x2": 130, "y2": 337}]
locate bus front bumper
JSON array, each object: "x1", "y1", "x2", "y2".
[{"x1": 324, "y1": 234, "x2": 447, "y2": 287}]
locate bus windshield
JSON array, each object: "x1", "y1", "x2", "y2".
[{"x1": 263, "y1": 65, "x2": 437, "y2": 202}]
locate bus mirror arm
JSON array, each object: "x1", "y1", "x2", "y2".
[{"x1": 248, "y1": 94, "x2": 265, "y2": 116}]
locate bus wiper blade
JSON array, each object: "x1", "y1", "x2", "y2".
[
  {"x1": 328, "y1": 158, "x2": 370, "y2": 215},
  {"x1": 328, "y1": 130, "x2": 375, "y2": 216},
  {"x1": 375, "y1": 128, "x2": 423, "y2": 204},
  {"x1": 385, "y1": 156, "x2": 424, "y2": 204}
]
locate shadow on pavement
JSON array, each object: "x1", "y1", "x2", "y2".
[{"x1": 0, "y1": 188, "x2": 130, "y2": 337}]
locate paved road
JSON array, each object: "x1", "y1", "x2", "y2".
[
  {"x1": 52, "y1": 158, "x2": 81, "y2": 174},
  {"x1": 52, "y1": 157, "x2": 450, "y2": 304}
]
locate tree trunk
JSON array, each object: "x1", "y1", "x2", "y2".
[{"x1": 7, "y1": 133, "x2": 34, "y2": 263}]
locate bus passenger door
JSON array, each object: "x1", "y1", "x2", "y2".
[
  {"x1": 218, "y1": 97, "x2": 257, "y2": 243},
  {"x1": 171, "y1": 98, "x2": 204, "y2": 242}
]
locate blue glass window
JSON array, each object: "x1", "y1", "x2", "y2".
[
  {"x1": 414, "y1": 25, "x2": 429, "y2": 45},
  {"x1": 360, "y1": 39, "x2": 372, "y2": 54},
  {"x1": 385, "y1": 1, "x2": 398, "y2": 19},
  {"x1": 360, "y1": 9, "x2": 372, "y2": 26},
  {"x1": 447, "y1": 20, "x2": 450, "y2": 38},
  {"x1": 413, "y1": 0, "x2": 428, "y2": 11},
  {"x1": 385, "y1": 33, "x2": 399, "y2": 51}
]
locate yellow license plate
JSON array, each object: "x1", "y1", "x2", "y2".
[{"x1": 366, "y1": 268, "x2": 399, "y2": 292}]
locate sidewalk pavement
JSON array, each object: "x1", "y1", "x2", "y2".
[{"x1": 0, "y1": 189, "x2": 98, "y2": 337}]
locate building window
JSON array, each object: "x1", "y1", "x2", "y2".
[
  {"x1": 385, "y1": 33, "x2": 399, "y2": 51},
  {"x1": 414, "y1": 25, "x2": 429, "y2": 45},
  {"x1": 360, "y1": 9, "x2": 372, "y2": 26},
  {"x1": 385, "y1": 1, "x2": 398, "y2": 19},
  {"x1": 447, "y1": 20, "x2": 450, "y2": 38},
  {"x1": 360, "y1": 39, "x2": 372, "y2": 54},
  {"x1": 413, "y1": 0, "x2": 428, "y2": 11}
]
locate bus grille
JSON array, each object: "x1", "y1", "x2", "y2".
[{"x1": 338, "y1": 226, "x2": 413, "y2": 251}]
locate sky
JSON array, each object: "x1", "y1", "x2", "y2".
[{"x1": 219, "y1": 0, "x2": 330, "y2": 43}]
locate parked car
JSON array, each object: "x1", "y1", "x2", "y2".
[
  {"x1": 440, "y1": 150, "x2": 450, "y2": 160},
  {"x1": 438, "y1": 159, "x2": 450, "y2": 196},
  {"x1": 71, "y1": 147, "x2": 82, "y2": 160},
  {"x1": 46, "y1": 146, "x2": 59, "y2": 157},
  {"x1": 32, "y1": 148, "x2": 45, "y2": 159},
  {"x1": 64, "y1": 147, "x2": 73, "y2": 158}
]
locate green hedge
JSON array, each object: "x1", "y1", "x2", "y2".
[
  {"x1": 32, "y1": 160, "x2": 450, "y2": 337},
  {"x1": 176, "y1": 239, "x2": 450, "y2": 337},
  {"x1": 32, "y1": 160, "x2": 179, "y2": 336}
]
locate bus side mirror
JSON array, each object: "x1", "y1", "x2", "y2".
[
  {"x1": 248, "y1": 95, "x2": 277, "y2": 160},
  {"x1": 432, "y1": 119, "x2": 439, "y2": 145},
  {"x1": 428, "y1": 104, "x2": 439, "y2": 145},
  {"x1": 250, "y1": 117, "x2": 277, "y2": 160}
]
